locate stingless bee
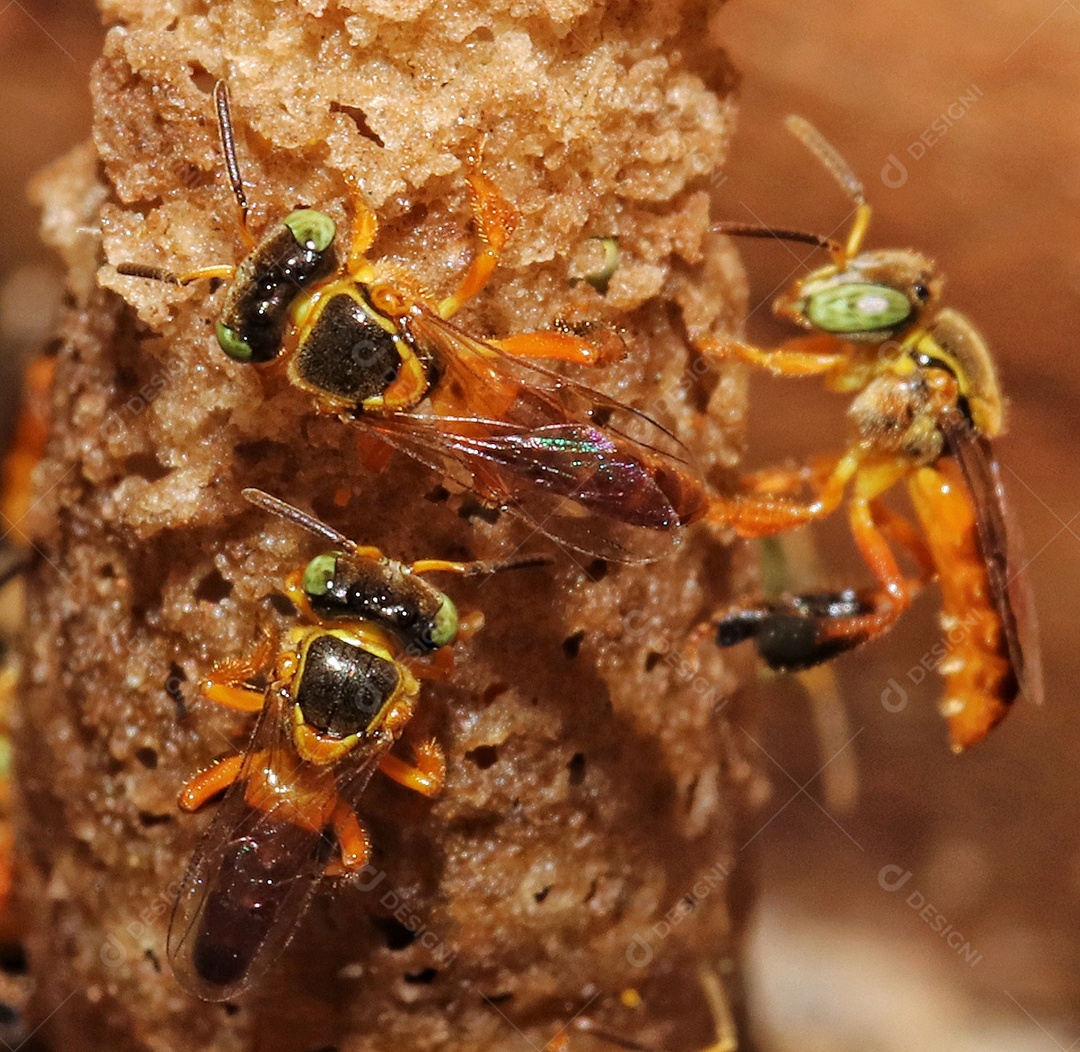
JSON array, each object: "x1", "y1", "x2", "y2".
[
  {"x1": 116, "y1": 81, "x2": 704, "y2": 563},
  {"x1": 169, "y1": 492, "x2": 546, "y2": 1000},
  {"x1": 700, "y1": 116, "x2": 1041, "y2": 751}
]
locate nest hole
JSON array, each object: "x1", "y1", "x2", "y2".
[
  {"x1": 330, "y1": 102, "x2": 386, "y2": 147},
  {"x1": 465, "y1": 745, "x2": 499, "y2": 770},
  {"x1": 137, "y1": 811, "x2": 172, "y2": 828},
  {"x1": 567, "y1": 752, "x2": 586, "y2": 786},
  {"x1": 188, "y1": 63, "x2": 216, "y2": 94},
  {"x1": 122, "y1": 452, "x2": 170, "y2": 482},
  {"x1": 372, "y1": 916, "x2": 417, "y2": 951},
  {"x1": 194, "y1": 569, "x2": 233, "y2": 603}
]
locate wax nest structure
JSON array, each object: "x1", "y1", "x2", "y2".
[{"x1": 18, "y1": 1, "x2": 752, "y2": 1048}]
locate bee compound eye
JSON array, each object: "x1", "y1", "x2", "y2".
[
  {"x1": 303, "y1": 554, "x2": 338, "y2": 599},
  {"x1": 216, "y1": 322, "x2": 255, "y2": 362},
  {"x1": 429, "y1": 595, "x2": 459, "y2": 649},
  {"x1": 283, "y1": 209, "x2": 337, "y2": 253},
  {"x1": 807, "y1": 282, "x2": 912, "y2": 334}
]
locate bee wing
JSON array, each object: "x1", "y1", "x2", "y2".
[
  {"x1": 356, "y1": 307, "x2": 703, "y2": 563},
  {"x1": 403, "y1": 306, "x2": 695, "y2": 459},
  {"x1": 168, "y1": 690, "x2": 390, "y2": 1001},
  {"x1": 941, "y1": 407, "x2": 1043, "y2": 706}
]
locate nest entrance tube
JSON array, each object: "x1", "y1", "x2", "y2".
[{"x1": 18, "y1": 2, "x2": 754, "y2": 1048}]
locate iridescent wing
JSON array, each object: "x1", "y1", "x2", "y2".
[
  {"x1": 941, "y1": 406, "x2": 1043, "y2": 706},
  {"x1": 168, "y1": 691, "x2": 391, "y2": 1001},
  {"x1": 355, "y1": 306, "x2": 703, "y2": 563}
]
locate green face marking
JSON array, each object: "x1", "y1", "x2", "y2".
[
  {"x1": 216, "y1": 321, "x2": 254, "y2": 362},
  {"x1": 284, "y1": 210, "x2": 336, "y2": 253},
  {"x1": 585, "y1": 236, "x2": 620, "y2": 295},
  {"x1": 303, "y1": 553, "x2": 339, "y2": 598},
  {"x1": 806, "y1": 282, "x2": 912, "y2": 334},
  {"x1": 430, "y1": 595, "x2": 459, "y2": 649}
]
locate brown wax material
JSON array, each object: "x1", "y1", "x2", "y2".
[{"x1": 17, "y1": 1, "x2": 754, "y2": 1049}]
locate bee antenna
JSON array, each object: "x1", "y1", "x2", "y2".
[
  {"x1": 463, "y1": 553, "x2": 554, "y2": 576},
  {"x1": 115, "y1": 263, "x2": 185, "y2": 285},
  {"x1": 785, "y1": 115, "x2": 866, "y2": 208},
  {"x1": 214, "y1": 80, "x2": 251, "y2": 229},
  {"x1": 241, "y1": 488, "x2": 356, "y2": 551},
  {"x1": 712, "y1": 222, "x2": 844, "y2": 257}
]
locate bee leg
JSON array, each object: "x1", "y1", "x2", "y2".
[
  {"x1": 1, "y1": 354, "x2": 55, "y2": 532},
  {"x1": 327, "y1": 803, "x2": 373, "y2": 874},
  {"x1": 870, "y1": 498, "x2": 935, "y2": 583},
  {"x1": 705, "y1": 451, "x2": 859, "y2": 537},
  {"x1": 281, "y1": 568, "x2": 309, "y2": 613},
  {"x1": 713, "y1": 458, "x2": 929, "y2": 668},
  {"x1": 699, "y1": 333, "x2": 849, "y2": 378},
  {"x1": 408, "y1": 645, "x2": 457, "y2": 682},
  {"x1": 455, "y1": 610, "x2": 485, "y2": 642},
  {"x1": 713, "y1": 586, "x2": 898, "y2": 671},
  {"x1": 205, "y1": 624, "x2": 276, "y2": 685},
  {"x1": 345, "y1": 194, "x2": 380, "y2": 278},
  {"x1": 199, "y1": 625, "x2": 277, "y2": 711},
  {"x1": 739, "y1": 453, "x2": 842, "y2": 496},
  {"x1": 705, "y1": 492, "x2": 832, "y2": 535},
  {"x1": 200, "y1": 682, "x2": 266, "y2": 712},
  {"x1": 378, "y1": 739, "x2": 446, "y2": 798},
  {"x1": 438, "y1": 151, "x2": 519, "y2": 318},
  {"x1": 849, "y1": 488, "x2": 911, "y2": 606},
  {"x1": 734, "y1": 485, "x2": 920, "y2": 666},
  {"x1": 486, "y1": 330, "x2": 621, "y2": 367},
  {"x1": 178, "y1": 752, "x2": 253, "y2": 811}
]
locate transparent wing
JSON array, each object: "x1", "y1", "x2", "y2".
[
  {"x1": 168, "y1": 691, "x2": 390, "y2": 1001},
  {"x1": 355, "y1": 307, "x2": 703, "y2": 563},
  {"x1": 941, "y1": 407, "x2": 1043, "y2": 705}
]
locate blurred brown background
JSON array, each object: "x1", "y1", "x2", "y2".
[
  {"x1": 0, "y1": 0, "x2": 96, "y2": 438},
  {"x1": 712, "y1": 3, "x2": 1080, "y2": 1051},
  {"x1": 2, "y1": 1, "x2": 1078, "y2": 1050}
]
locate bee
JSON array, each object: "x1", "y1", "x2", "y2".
[
  {"x1": 169, "y1": 494, "x2": 546, "y2": 1000},
  {"x1": 0, "y1": 561, "x2": 34, "y2": 947},
  {"x1": 701, "y1": 116, "x2": 1041, "y2": 752},
  {"x1": 0, "y1": 354, "x2": 54, "y2": 539},
  {"x1": 116, "y1": 82, "x2": 703, "y2": 562},
  {"x1": 240, "y1": 487, "x2": 549, "y2": 655},
  {"x1": 0, "y1": 353, "x2": 52, "y2": 943}
]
